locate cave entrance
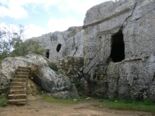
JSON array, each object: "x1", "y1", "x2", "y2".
[
  {"x1": 110, "y1": 30, "x2": 125, "y2": 62},
  {"x1": 56, "y1": 43, "x2": 62, "y2": 52},
  {"x1": 46, "y1": 49, "x2": 50, "y2": 59}
]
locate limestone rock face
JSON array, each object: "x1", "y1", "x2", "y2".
[
  {"x1": 83, "y1": 0, "x2": 155, "y2": 101},
  {"x1": 1, "y1": 0, "x2": 155, "y2": 101},
  {"x1": 57, "y1": 56, "x2": 85, "y2": 95},
  {"x1": 28, "y1": 26, "x2": 84, "y2": 62},
  {"x1": 0, "y1": 54, "x2": 78, "y2": 98},
  {"x1": 0, "y1": 70, "x2": 9, "y2": 94}
]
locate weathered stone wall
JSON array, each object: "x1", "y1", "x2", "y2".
[
  {"x1": 0, "y1": 71, "x2": 9, "y2": 95},
  {"x1": 23, "y1": 0, "x2": 155, "y2": 101},
  {"x1": 83, "y1": 0, "x2": 155, "y2": 101},
  {"x1": 28, "y1": 27, "x2": 84, "y2": 62},
  {"x1": 57, "y1": 56, "x2": 86, "y2": 95},
  {"x1": 58, "y1": 56, "x2": 84, "y2": 76}
]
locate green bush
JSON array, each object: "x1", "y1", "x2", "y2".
[
  {"x1": 48, "y1": 62, "x2": 58, "y2": 71},
  {"x1": 0, "y1": 95, "x2": 8, "y2": 107},
  {"x1": 11, "y1": 40, "x2": 45, "y2": 57},
  {"x1": 0, "y1": 40, "x2": 45, "y2": 62},
  {"x1": 100, "y1": 99, "x2": 155, "y2": 113}
]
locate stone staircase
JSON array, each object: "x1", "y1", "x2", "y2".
[{"x1": 8, "y1": 67, "x2": 31, "y2": 105}]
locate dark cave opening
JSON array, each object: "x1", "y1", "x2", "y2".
[
  {"x1": 110, "y1": 30, "x2": 125, "y2": 62},
  {"x1": 46, "y1": 49, "x2": 50, "y2": 59},
  {"x1": 56, "y1": 43, "x2": 62, "y2": 52}
]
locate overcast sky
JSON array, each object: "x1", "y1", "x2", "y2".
[{"x1": 0, "y1": 0, "x2": 114, "y2": 40}]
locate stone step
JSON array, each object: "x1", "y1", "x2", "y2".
[
  {"x1": 16, "y1": 72, "x2": 29, "y2": 75},
  {"x1": 12, "y1": 78, "x2": 27, "y2": 82},
  {"x1": 8, "y1": 93, "x2": 27, "y2": 99},
  {"x1": 19, "y1": 67, "x2": 30, "y2": 69},
  {"x1": 12, "y1": 79, "x2": 27, "y2": 83},
  {"x1": 8, "y1": 99, "x2": 26, "y2": 105},
  {"x1": 11, "y1": 81, "x2": 26, "y2": 84},
  {"x1": 11, "y1": 82, "x2": 26, "y2": 86},
  {"x1": 17, "y1": 66, "x2": 31, "y2": 71},
  {"x1": 16, "y1": 75, "x2": 28, "y2": 78},
  {"x1": 17, "y1": 69, "x2": 29, "y2": 72},
  {"x1": 10, "y1": 89, "x2": 26, "y2": 94},
  {"x1": 11, "y1": 86, "x2": 25, "y2": 90}
]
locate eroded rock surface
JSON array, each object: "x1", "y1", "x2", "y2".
[
  {"x1": 83, "y1": 0, "x2": 155, "y2": 101},
  {"x1": 1, "y1": 0, "x2": 155, "y2": 101},
  {"x1": 0, "y1": 54, "x2": 78, "y2": 98},
  {"x1": 28, "y1": 26, "x2": 84, "y2": 62}
]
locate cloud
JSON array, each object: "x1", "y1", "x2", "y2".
[
  {"x1": 0, "y1": 0, "x2": 28, "y2": 19},
  {"x1": 43, "y1": 0, "x2": 114, "y2": 15},
  {"x1": 0, "y1": 5, "x2": 28, "y2": 19},
  {"x1": 0, "y1": 0, "x2": 115, "y2": 38},
  {"x1": 23, "y1": 24, "x2": 47, "y2": 40},
  {"x1": 47, "y1": 0, "x2": 114, "y2": 32},
  {"x1": 0, "y1": 23, "x2": 21, "y2": 42},
  {"x1": 0, "y1": 23, "x2": 20, "y2": 35},
  {"x1": 48, "y1": 17, "x2": 82, "y2": 32},
  {"x1": 0, "y1": 0, "x2": 113, "y2": 19},
  {"x1": 0, "y1": 23, "x2": 46, "y2": 40}
]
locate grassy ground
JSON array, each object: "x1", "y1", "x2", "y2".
[
  {"x1": 42, "y1": 95, "x2": 155, "y2": 113},
  {"x1": 1, "y1": 93, "x2": 155, "y2": 113},
  {"x1": 0, "y1": 95, "x2": 8, "y2": 107},
  {"x1": 42, "y1": 95, "x2": 88, "y2": 105},
  {"x1": 100, "y1": 99, "x2": 155, "y2": 113}
]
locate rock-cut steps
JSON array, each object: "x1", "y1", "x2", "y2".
[{"x1": 8, "y1": 67, "x2": 31, "y2": 105}]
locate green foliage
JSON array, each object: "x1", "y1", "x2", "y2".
[
  {"x1": 100, "y1": 99, "x2": 155, "y2": 113},
  {"x1": 42, "y1": 95, "x2": 79, "y2": 105},
  {"x1": 48, "y1": 62, "x2": 58, "y2": 71},
  {"x1": 25, "y1": 40, "x2": 45, "y2": 55},
  {"x1": 0, "y1": 95, "x2": 8, "y2": 107},
  {"x1": 0, "y1": 51, "x2": 9, "y2": 63},
  {"x1": 0, "y1": 25, "x2": 24, "y2": 61},
  {"x1": 11, "y1": 40, "x2": 45, "y2": 57},
  {"x1": 0, "y1": 25, "x2": 44, "y2": 61},
  {"x1": 37, "y1": 94, "x2": 155, "y2": 113}
]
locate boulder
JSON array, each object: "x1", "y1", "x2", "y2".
[{"x1": 0, "y1": 54, "x2": 78, "y2": 98}]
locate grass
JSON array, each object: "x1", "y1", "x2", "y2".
[
  {"x1": 100, "y1": 99, "x2": 155, "y2": 113},
  {"x1": 42, "y1": 94, "x2": 155, "y2": 113},
  {"x1": 0, "y1": 95, "x2": 8, "y2": 107},
  {"x1": 42, "y1": 95, "x2": 91, "y2": 105}
]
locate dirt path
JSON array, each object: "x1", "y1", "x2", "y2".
[{"x1": 0, "y1": 96, "x2": 154, "y2": 116}]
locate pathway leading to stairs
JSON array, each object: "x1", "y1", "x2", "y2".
[{"x1": 0, "y1": 96, "x2": 154, "y2": 116}]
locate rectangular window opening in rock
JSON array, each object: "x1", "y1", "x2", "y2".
[{"x1": 110, "y1": 29, "x2": 125, "y2": 62}]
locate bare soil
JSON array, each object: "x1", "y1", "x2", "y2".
[{"x1": 0, "y1": 96, "x2": 154, "y2": 116}]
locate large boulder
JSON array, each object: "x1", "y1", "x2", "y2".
[{"x1": 0, "y1": 54, "x2": 78, "y2": 98}]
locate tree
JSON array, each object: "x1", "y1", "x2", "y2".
[
  {"x1": 0, "y1": 25, "x2": 24, "y2": 54},
  {"x1": 11, "y1": 40, "x2": 45, "y2": 57},
  {"x1": 0, "y1": 25, "x2": 22, "y2": 61},
  {"x1": 0, "y1": 24, "x2": 45, "y2": 62}
]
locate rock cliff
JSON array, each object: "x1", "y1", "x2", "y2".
[
  {"x1": 1, "y1": 0, "x2": 155, "y2": 101},
  {"x1": 83, "y1": 0, "x2": 155, "y2": 101},
  {"x1": 28, "y1": 26, "x2": 84, "y2": 62}
]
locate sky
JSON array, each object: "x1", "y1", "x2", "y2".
[{"x1": 0, "y1": 0, "x2": 114, "y2": 40}]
